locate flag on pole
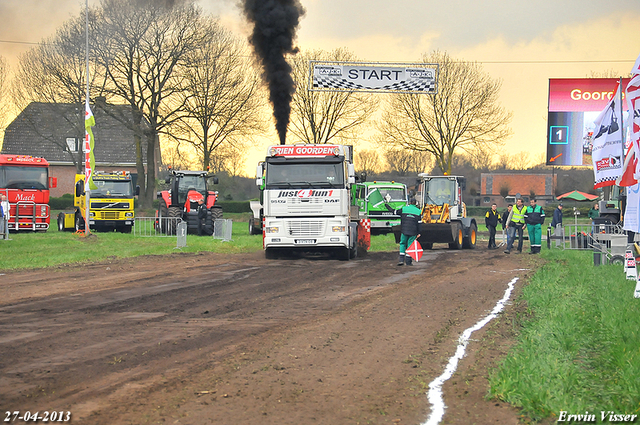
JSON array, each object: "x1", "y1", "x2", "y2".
[
  {"x1": 621, "y1": 53, "x2": 640, "y2": 233},
  {"x1": 406, "y1": 239, "x2": 423, "y2": 262},
  {"x1": 366, "y1": 187, "x2": 386, "y2": 209},
  {"x1": 592, "y1": 81, "x2": 624, "y2": 189},
  {"x1": 84, "y1": 100, "x2": 97, "y2": 191}
]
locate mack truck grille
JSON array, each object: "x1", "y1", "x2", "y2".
[{"x1": 286, "y1": 220, "x2": 324, "y2": 237}]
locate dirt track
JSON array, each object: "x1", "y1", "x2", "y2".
[{"x1": 0, "y1": 247, "x2": 534, "y2": 424}]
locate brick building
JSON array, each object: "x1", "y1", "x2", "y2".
[
  {"x1": 480, "y1": 172, "x2": 556, "y2": 207},
  {"x1": 2, "y1": 102, "x2": 157, "y2": 197}
]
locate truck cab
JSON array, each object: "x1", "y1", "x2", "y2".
[
  {"x1": 352, "y1": 181, "x2": 408, "y2": 234},
  {"x1": 258, "y1": 144, "x2": 359, "y2": 260}
]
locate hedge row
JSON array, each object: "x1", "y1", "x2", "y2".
[{"x1": 466, "y1": 205, "x2": 593, "y2": 218}]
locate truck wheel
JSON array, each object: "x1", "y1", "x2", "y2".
[
  {"x1": 75, "y1": 214, "x2": 85, "y2": 232},
  {"x1": 448, "y1": 222, "x2": 463, "y2": 250},
  {"x1": 57, "y1": 214, "x2": 65, "y2": 232},
  {"x1": 463, "y1": 222, "x2": 477, "y2": 249}
]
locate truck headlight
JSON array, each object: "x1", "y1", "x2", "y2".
[
  {"x1": 89, "y1": 212, "x2": 95, "y2": 217},
  {"x1": 125, "y1": 212, "x2": 133, "y2": 217},
  {"x1": 40, "y1": 205, "x2": 47, "y2": 215},
  {"x1": 265, "y1": 226, "x2": 279, "y2": 233},
  {"x1": 332, "y1": 226, "x2": 345, "y2": 233}
]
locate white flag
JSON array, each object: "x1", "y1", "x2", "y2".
[{"x1": 592, "y1": 82, "x2": 623, "y2": 189}]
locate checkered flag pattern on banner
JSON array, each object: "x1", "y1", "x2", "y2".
[{"x1": 313, "y1": 76, "x2": 435, "y2": 93}]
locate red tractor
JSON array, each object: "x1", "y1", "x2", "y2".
[{"x1": 156, "y1": 169, "x2": 222, "y2": 235}]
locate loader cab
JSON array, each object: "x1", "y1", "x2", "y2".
[{"x1": 419, "y1": 176, "x2": 464, "y2": 207}]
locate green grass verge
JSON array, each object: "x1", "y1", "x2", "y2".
[{"x1": 488, "y1": 249, "x2": 640, "y2": 421}]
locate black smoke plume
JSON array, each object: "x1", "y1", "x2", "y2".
[{"x1": 242, "y1": 0, "x2": 305, "y2": 145}]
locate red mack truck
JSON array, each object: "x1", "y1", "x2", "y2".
[{"x1": 0, "y1": 154, "x2": 57, "y2": 231}]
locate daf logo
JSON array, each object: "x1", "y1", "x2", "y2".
[{"x1": 324, "y1": 199, "x2": 339, "y2": 203}]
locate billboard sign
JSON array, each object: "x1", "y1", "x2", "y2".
[
  {"x1": 546, "y1": 78, "x2": 630, "y2": 166},
  {"x1": 310, "y1": 61, "x2": 438, "y2": 94}
]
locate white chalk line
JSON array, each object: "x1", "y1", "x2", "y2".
[{"x1": 422, "y1": 276, "x2": 519, "y2": 425}]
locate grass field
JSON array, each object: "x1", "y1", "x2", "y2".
[{"x1": 488, "y1": 249, "x2": 640, "y2": 421}]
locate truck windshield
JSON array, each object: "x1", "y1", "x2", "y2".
[
  {"x1": 374, "y1": 187, "x2": 406, "y2": 202},
  {"x1": 426, "y1": 179, "x2": 455, "y2": 206},
  {"x1": 266, "y1": 163, "x2": 344, "y2": 188},
  {"x1": 0, "y1": 166, "x2": 48, "y2": 190},
  {"x1": 92, "y1": 180, "x2": 133, "y2": 198}
]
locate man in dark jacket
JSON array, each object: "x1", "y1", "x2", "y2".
[
  {"x1": 525, "y1": 197, "x2": 545, "y2": 254},
  {"x1": 197, "y1": 198, "x2": 209, "y2": 236},
  {"x1": 386, "y1": 197, "x2": 421, "y2": 266},
  {"x1": 485, "y1": 203, "x2": 501, "y2": 249},
  {"x1": 550, "y1": 203, "x2": 563, "y2": 228}
]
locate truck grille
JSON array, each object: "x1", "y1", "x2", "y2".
[
  {"x1": 96, "y1": 211, "x2": 121, "y2": 220},
  {"x1": 92, "y1": 202, "x2": 130, "y2": 209},
  {"x1": 287, "y1": 220, "x2": 324, "y2": 237}
]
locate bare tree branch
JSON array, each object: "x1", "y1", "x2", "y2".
[{"x1": 378, "y1": 50, "x2": 512, "y2": 175}]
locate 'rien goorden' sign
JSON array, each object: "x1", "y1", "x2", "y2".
[
  {"x1": 547, "y1": 78, "x2": 629, "y2": 167},
  {"x1": 310, "y1": 61, "x2": 438, "y2": 94}
]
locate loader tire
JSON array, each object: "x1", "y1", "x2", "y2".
[
  {"x1": 448, "y1": 222, "x2": 463, "y2": 250},
  {"x1": 463, "y1": 222, "x2": 477, "y2": 249}
]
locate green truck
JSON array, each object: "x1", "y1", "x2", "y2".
[{"x1": 352, "y1": 181, "x2": 408, "y2": 234}]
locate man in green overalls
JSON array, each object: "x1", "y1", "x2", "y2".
[
  {"x1": 524, "y1": 197, "x2": 546, "y2": 254},
  {"x1": 386, "y1": 197, "x2": 422, "y2": 266}
]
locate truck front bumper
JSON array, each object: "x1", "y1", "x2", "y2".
[{"x1": 263, "y1": 218, "x2": 350, "y2": 249}]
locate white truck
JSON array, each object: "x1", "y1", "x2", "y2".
[{"x1": 256, "y1": 144, "x2": 360, "y2": 260}]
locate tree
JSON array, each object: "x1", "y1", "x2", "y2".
[
  {"x1": 171, "y1": 18, "x2": 265, "y2": 171},
  {"x1": 385, "y1": 148, "x2": 432, "y2": 176},
  {"x1": 11, "y1": 15, "x2": 105, "y2": 172},
  {"x1": 289, "y1": 48, "x2": 376, "y2": 144},
  {"x1": 0, "y1": 56, "x2": 9, "y2": 136},
  {"x1": 93, "y1": 0, "x2": 206, "y2": 207},
  {"x1": 355, "y1": 149, "x2": 381, "y2": 177},
  {"x1": 379, "y1": 50, "x2": 512, "y2": 175}
]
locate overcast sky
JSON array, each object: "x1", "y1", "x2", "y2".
[{"x1": 2, "y1": 0, "x2": 640, "y2": 169}]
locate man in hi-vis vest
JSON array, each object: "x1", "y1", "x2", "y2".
[{"x1": 504, "y1": 197, "x2": 526, "y2": 254}]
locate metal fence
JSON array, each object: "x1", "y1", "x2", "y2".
[
  {"x1": 213, "y1": 219, "x2": 233, "y2": 241},
  {"x1": 134, "y1": 216, "x2": 183, "y2": 237},
  {"x1": 547, "y1": 222, "x2": 630, "y2": 263}
]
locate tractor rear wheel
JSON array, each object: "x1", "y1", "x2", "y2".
[
  {"x1": 158, "y1": 199, "x2": 169, "y2": 233},
  {"x1": 167, "y1": 206, "x2": 181, "y2": 235},
  {"x1": 211, "y1": 207, "x2": 223, "y2": 221}
]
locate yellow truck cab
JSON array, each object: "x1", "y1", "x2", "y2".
[{"x1": 57, "y1": 172, "x2": 139, "y2": 233}]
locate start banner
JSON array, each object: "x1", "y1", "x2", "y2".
[{"x1": 310, "y1": 61, "x2": 438, "y2": 94}]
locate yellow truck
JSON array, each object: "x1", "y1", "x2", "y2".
[{"x1": 57, "y1": 172, "x2": 139, "y2": 233}]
